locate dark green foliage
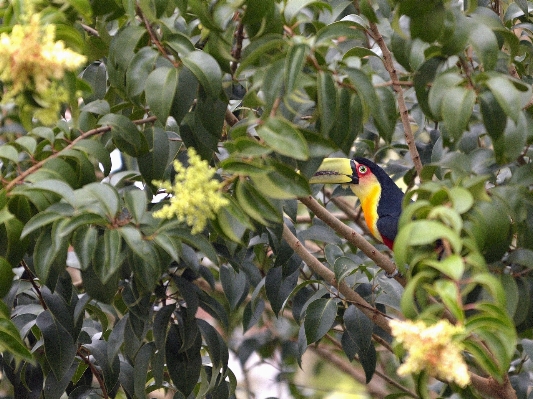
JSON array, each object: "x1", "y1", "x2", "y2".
[{"x1": 0, "y1": 0, "x2": 531, "y2": 398}]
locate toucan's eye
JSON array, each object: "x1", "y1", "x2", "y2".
[{"x1": 358, "y1": 165, "x2": 368, "y2": 174}]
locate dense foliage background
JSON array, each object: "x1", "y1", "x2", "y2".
[{"x1": 0, "y1": 0, "x2": 532, "y2": 398}]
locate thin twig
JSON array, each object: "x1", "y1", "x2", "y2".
[
  {"x1": 78, "y1": 347, "x2": 109, "y2": 399},
  {"x1": 20, "y1": 260, "x2": 47, "y2": 310},
  {"x1": 80, "y1": 23, "x2": 99, "y2": 37},
  {"x1": 366, "y1": 21, "x2": 423, "y2": 177},
  {"x1": 5, "y1": 116, "x2": 157, "y2": 191},
  {"x1": 231, "y1": 14, "x2": 245, "y2": 76},
  {"x1": 137, "y1": 7, "x2": 179, "y2": 67}
]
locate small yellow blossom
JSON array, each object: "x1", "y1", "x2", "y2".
[
  {"x1": 390, "y1": 319, "x2": 470, "y2": 388},
  {"x1": 0, "y1": 11, "x2": 86, "y2": 123},
  {"x1": 153, "y1": 148, "x2": 228, "y2": 234}
]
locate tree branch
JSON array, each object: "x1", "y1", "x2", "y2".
[
  {"x1": 298, "y1": 196, "x2": 406, "y2": 286},
  {"x1": 367, "y1": 22, "x2": 423, "y2": 177},
  {"x1": 5, "y1": 116, "x2": 157, "y2": 191},
  {"x1": 282, "y1": 223, "x2": 392, "y2": 334}
]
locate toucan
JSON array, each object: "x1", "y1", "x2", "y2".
[{"x1": 309, "y1": 157, "x2": 405, "y2": 250}]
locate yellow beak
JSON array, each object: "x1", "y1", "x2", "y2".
[{"x1": 309, "y1": 158, "x2": 357, "y2": 185}]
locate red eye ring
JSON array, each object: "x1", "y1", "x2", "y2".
[{"x1": 358, "y1": 165, "x2": 368, "y2": 174}]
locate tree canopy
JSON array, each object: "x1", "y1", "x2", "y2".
[{"x1": 0, "y1": 0, "x2": 532, "y2": 398}]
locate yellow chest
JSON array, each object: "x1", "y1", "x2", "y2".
[{"x1": 352, "y1": 182, "x2": 382, "y2": 242}]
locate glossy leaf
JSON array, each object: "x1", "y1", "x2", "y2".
[
  {"x1": 181, "y1": 51, "x2": 222, "y2": 97},
  {"x1": 145, "y1": 67, "x2": 179, "y2": 123},
  {"x1": 256, "y1": 117, "x2": 309, "y2": 161},
  {"x1": 98, "y1": 114, "x2": 149, "y2": 157},
  {"x1": 304, "y1": 298, "x2": 337, "y2": 345}
]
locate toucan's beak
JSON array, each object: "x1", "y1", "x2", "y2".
[{"x1": 309, "y1": 158, "x2": 358, "y2": 185}]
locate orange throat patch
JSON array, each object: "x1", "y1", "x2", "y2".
[{"x1": 358, "y1": 183, "x2": 382, "y2": 242}]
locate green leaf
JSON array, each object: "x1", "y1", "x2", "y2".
[
  {"x1": 126, "y1": 47, "x2": 159, "y2": 99},
  {"x1": 98, "y1": 114, "x2": 149, "y2": 157},
  {"x1": 138, "y1": 127, "x2": 171, "y2": 186},
  {"x1": 21, "y1": 211, "x2": 64, "y2": 238},
  {"x1": 256, "y1": 117, "x2": 309, "y2": 160},
  {"x1": 181, "y1": 51, "x2": 222, "y2": 97},
  {"x1": 220, "y1": 265, "x2": 249, "y2": 311},
  {"x1": 74, "y1": 139, "x2": 112, "y2": 176},
  {"x1": 315, "y1": 19, "x2": 367, "y2": 45},
  {"x1": 317, "y1": 71, "x2": 337, "y2": 137},
  {"x1": 0, "y1": 257, "x2": 14, "y2": 298},
  {"x1": 235, "y1": 180, "x2": 282, "y2": 225},
  {"x1": 235, "y1": 35, "x2": 286, "y2": 76},
  {"x1": 72, "y1": 225, "x2": 98, "y2": 270},
  {"x1": 81, "y1": 99, "x2": 110, "y2": 115},
  {"x1": 469, "y1": 22, "x2": 499, "y2": 70},
  {"x1": 36, "y1": 310, "x2": 76, "y2": 381},
  {"x1": 33, "y1": 228, "x2": 68, "y2": 287},
  {"x1": 0, "y1": 144, "x2": 19, "y2": 163},
  {"x1": 107, "y1": 315, "x2": 129, "y2": 365},
  {"x1": 171, "y1": 67, "x2": 198, "y2": 125},
  {"x1": 66, "y1": 0, "x2": 92, "y2": 19},
  {"x1": 0, "y1": 313, "x2": 33, "y2": 362},
  {"x1": 343, "y1": 304, "x2": 376, "y2": 382},
  {"x1": 424, "y1": 254, "x2": 464, "y2": 281},
  {"x1": 304, "y1": 298, "x2": 337, "y2": 345},
  {"x1": 333, "y1": 256, "x2": 358, "y2": 285},
  {"x1": 17, "y1": 179, "x2": 76, "y2": 206},
  {"x1": 250, "y1": 162, "x2": 310, "y2": 199},
  {"x1": 145, "y1": 67, "x2": 179, "y2": 123},
  {"x1": 157, "y1": 225, "x2": 219, "y2": 264},
  {"x1": 485, "y1": 75, "x2": 523, "y2": 123},
  {"x1": 134, "y1": 342, "x2": 154, "y2": 399},
  {"x1": 214, "y1": 197, "x2": 253, "y2": 243},
  {"x1": 479, "y1": 90, "x2": 507, "y2": 141},
  {"x1": 428, "y1": 73, "x2": 464, "y2": 119},
  {"x1": 394, "y1": 220, "x2": 462, "y2": 267},
  {"x1": 166, "y1": 325, "x2": 202, "y2": 397},
  {"x1": 153, "y1": 232, "x2": 181, "y2": 263},
  {"x1": 441, "y1": 86, "x2": 475, "y2": 139},
  {"x1": 99, "y1": 229, "x2": 122, "y2": 283},
  {"x1": 83, "y1": 182, "x2": 120, "y2": 219},
  {"x1": 285, "y1": 43, "x2": 308, "y2": 93},
  {"x1": 124, "y1": 189, "x2": 147, "y2": 224},
  {"x1": 343, "y1": 67, "x2": 392, "y2": 140}
]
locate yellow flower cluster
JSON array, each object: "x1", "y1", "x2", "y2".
[
  {"x1": 153, "y1": 148, "x2": 228, "y2": 234},
  {"x1": 390, "y1": 319, "x2": 471, "y2": 388},
  {"x1": 0, "y1": 13, "x2": 86, "y2": 124}
]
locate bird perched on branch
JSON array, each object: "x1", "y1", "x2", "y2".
[{"x1": 309, "y1": 157, "x2": 405, "y2": 250}]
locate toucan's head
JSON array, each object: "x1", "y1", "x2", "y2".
[
  {"x1": 309, "y1": 157, "x2": 383, "y2": 196},
  {"x1": 309, "y1": 157, "x2": 405, "y2": 249}
]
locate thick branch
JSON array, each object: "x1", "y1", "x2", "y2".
[
  {"x1": 282, "y1": 223, "x2": 392, "y2": 334},
  {"x1": 367, "y1": 22, "x2": 423, "y2": 177},
  {"x1": 470, "y1": 374, "x2": 517, "y2": 399},
  {"x1": 5, "y1": 116, "x2": 157, "y2": 191},
  {"x1": 299, "y1": 196, "x2": 406, "y2": 287}
]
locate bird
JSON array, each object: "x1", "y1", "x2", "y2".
[{"x1": 309, "y1": 157, "x2": 405, "y2": 250}]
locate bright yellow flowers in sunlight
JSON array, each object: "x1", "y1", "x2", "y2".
[
  {"x1": 153, "y1": 148, "x2": 228, "y2": 234},
  {"x1": 0, "y1": 11, "x2": 86, "y2": 124},
  {"x1": 390, "y1": 319, "x2": 471, "y2": 388}
]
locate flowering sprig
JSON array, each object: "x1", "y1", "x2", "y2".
[
  {"x1": 153, "y1": 148, "x2": 229, "y2": 234},
  {"x1": 0, "y1": 11, "x2": 86, "y2": 124},
  {"x1": 390, "y1": 319, "x2": 470, "y2": 388}
]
